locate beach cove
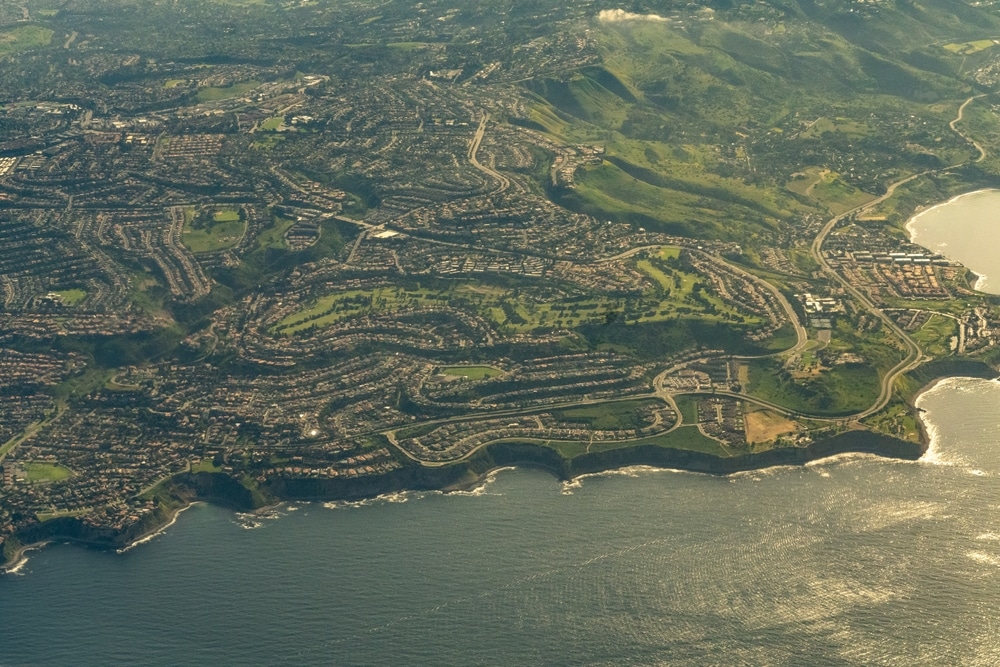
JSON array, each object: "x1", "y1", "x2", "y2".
[{"x1": 907, "y1": 188, "x2": 1000, "y2": 294}]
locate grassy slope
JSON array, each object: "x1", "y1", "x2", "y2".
[{"x1": 526, "y1": 0, "x2": 998, "y2": 242}]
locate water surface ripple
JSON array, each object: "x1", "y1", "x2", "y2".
[{"x1": 2, "y1": 378, "x2": 1000, "y2": 666}]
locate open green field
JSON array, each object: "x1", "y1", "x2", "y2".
[
  {"x1": 785, "y1": 166, "x2": 828, "y2": 196},
  {"x1": 805, "y1": 171, "x2": 875, "y2": 214},
  {"x1": 0, "y1": 25, "x2": 53, "y2": 58},
  {"x1": 54, "y1": 368, "x2": 114, "y2": 401},
  {"x1": 260, "y1": 116, "x2": 284, "y2": 131},
  {"x1": 673, "y1": 395, "x2": 700, "y2": 425},
  {"x1": 546, "y1": 424, "x2": 730, "y2": 459},
  {"x1": 552, "y1": 398, "x2": 665, "y2": 431},
  {"x1": 800, "y1": 117, "x2": 870, "y2": 140},
  {"x1": 746, "y1": 357, "x2": 881, "y2": 416},
  {"x1": 106, "y1": 374, "x2": 141, "y2": 391},
  {"x1": 569, "y1": 161, "x2": 722, "y2": 237},
  {"x1": 53, "y1": 288, "x2": 86, "y2": 305},
  {"x1": 24, "y1": 462, "x2": 73, "y2": 484},
  {"x1": 182, "y1": 207, "x2": 246, "y2": 253},
  {"x1": 195, "y1": 80, "x2": 261, "y2": 102},
  {"x1": 190, "y1": 459, "x2": 223, "y2": 473},
  {"x1": 440, "y1": 366, "x2": 504, "y2": 380},
  {"x1": 251, "y1": 134, "x2": 286, "y2": 150},
  {"x1": 253, "y1": 215, "x2": 294, "y2": 251},
  {"x1": 35, "y1": 508, "x2": 89, "y2": 522},
  {"x1": 943, "y1": 40, "x2": 995, "y2": 55}
]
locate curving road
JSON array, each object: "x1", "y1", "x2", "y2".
[
  {"x1": 382, "y1": 95, "x2": 988, "y2": 466},
  {"x1": 809, "y1": 173, "x2": 927, "y2": 419},
  {"x1": 468, "y1": 113, "x2": 510, "y2": 195},
  {"x1": 808, "y1": 94, "x2": 988, "y2": 419},
  {"x1": 694, "y1": 249, "x2": 809, "y2": 355},
  {"x1": 951, "y1": 94, "x2": 988, "y2": 163}
]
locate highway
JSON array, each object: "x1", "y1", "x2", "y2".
[{"x1": 467, "y1": 113, "x2": 510, "y2": 195}]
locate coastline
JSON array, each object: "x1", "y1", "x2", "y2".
[
  {"x1": 4, "y1": 366, "x2": 997, "y2": 573},
  {"x1": 905, "y1": 187, "x2": 999, "y2": 293},
  {"x1": 1, "y1": 540, "x2": 51, "y2": 575},
  {"x1": 116, "y1": 501, "x2": 200, "y2": 554},
  {"x1": 0, "y1": 501, "x2": 201, "y2": 575}
]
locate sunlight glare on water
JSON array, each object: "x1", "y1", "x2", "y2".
[{"x1": 2, "y1": 378, "x2": 1000, "y2": 666}]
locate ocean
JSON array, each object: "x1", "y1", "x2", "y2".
[
  {"x1": 2, "y1": 376, "x2": 1000, "y2": 666},
  {"x1": 907, "y1": 188, "x2": 1000, "y2": 294}
]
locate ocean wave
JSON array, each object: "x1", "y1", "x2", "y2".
[
  {"x1": 118, "y1": 503, "x2": 198, "y2": 553},
  {"x1": 5, "y1": 558, "x2": 29, "y2": 575},
  {"x1": 728, "y1": 464, "x2": 800, "y2": 481},
  {"x1": 447, "y1": 466, "x2": 513, "y2": 496},
  {"x1": 914, "y1": 376, "x2": 1000, "y2": 469},
  {"x1": 1, "y1": 545, "x2": 43, "y2": 575},
  {"x1": 231, "y1": 503, "x2": 299, "y2": 529},
  {"x1": 805, "y1": 452, "x2": 880, "y2": 469},
  {"x1": 321, "y1": 489, "x2": 437, "y2": 511},
  {"x1": 560, "y1": 478, "x2": 582, "y2": 495},
  {"x1": 561, "y1": 465, "x2": 697, "y2": 494},
  {"x1": 967, "y1": 550, "x2": 1000, "y2": 567}
]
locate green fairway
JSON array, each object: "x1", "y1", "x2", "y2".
[
  {"x1": 636, "y1": 259, "x2": 673, "y2": 290},
  {"x1": 274, "y1": 256, "x2": 763, "y2": 337},
  {"x1": 440, "y1": 366, "x2": 504, "y2": 380},
  {"x1": 911, "y1": 314, "x2": 959, "y2": 358}
]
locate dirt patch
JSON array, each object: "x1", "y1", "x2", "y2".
[{"x1": 745, "y1": 410, "x2": 799, "y2": 444}]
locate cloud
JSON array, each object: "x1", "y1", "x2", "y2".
[{"x1": 597, "y1": 9, "x2": 668, "y2": 23}]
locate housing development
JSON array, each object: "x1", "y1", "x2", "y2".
[{"x1": 3, "y1": 0, "x2": 1000, "y2": 562}]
